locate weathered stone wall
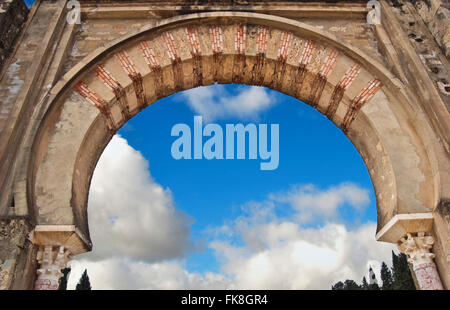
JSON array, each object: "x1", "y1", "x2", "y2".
[
  {"x1": 0, "y1": 219, "x2": 37, "y2": 290},
  {"x1": 0, "y1": 0, "x2": 71, "y2": 221},
  {"x1": 64, "y1": 2, "x2": 381, "y2": 75},
  {"x1": 0, "y1": 0, "x2": 28, "y2": 71},
  {"x1": 389, "y1": 0, "x2": 450, "y2": 111},
  {"x1": 411, "y1": 0, "x2": 450, "y2": 58}
]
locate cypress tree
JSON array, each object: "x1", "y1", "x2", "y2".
[
  {"x1": 331, "y1": 281, "x2": 345, "y2": 290},
  {"x1": 392, "y1": 252, "x2": 416, "y2": 290},
  {"x1": 344, "y1": 280, "x2": 361, "y2": 290},
  {"x1": 331, "y1": 280, "x2": 361, "y2": 290},
  {"x1": 380, "y1": 262, "x2": 394, "y2": 290},
  {"x1": 58, "y1": 267, "x2": 71, "y2": 290},
  {"x1": 361, "y1": 276, "x2": 369, "y2": 290},
  {"x1": 331, "y1": 251, "x2": 417, "y2": 290},
  {"x1": 392, "y1": 250, "x2": 398, "y2": 272},
  {"x1": 75, "y1": 269, "x2": 92, "y2": 290}
]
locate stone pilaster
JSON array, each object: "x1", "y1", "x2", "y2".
[
  {"x1": 34, "y1": 245, "x2": 71, "y2": 290},
  {"x1": 398, "y1": 232, "x2": 444, "y2": 290}
]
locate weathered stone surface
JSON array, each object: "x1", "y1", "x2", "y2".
[
  {"x1": 388, "y1": 0, "x2": 450, "y2": 114},
  {"x1": 412, "y1": 0, "x2": 450, "y2": 57},
  {"x1": 0, "y1": 218, "x2": 36, "y2": 290},
  {"x1": 0, "y1": 0, "x2": 28, "y2": 71}
]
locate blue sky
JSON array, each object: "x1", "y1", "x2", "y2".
[
  {"x1": 119, "y1": 84, "x2": 375, "y2": 272},
  {"x1": 67, "y1": 84, "x2": 396, "y2": 289}
]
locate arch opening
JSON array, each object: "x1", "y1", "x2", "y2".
[
  {"x1": 66, "y1": 83, "x2": 398, "y2": 289},
  {"x1": 28, "y1": 12, "x2": 439, "y2": 264}
]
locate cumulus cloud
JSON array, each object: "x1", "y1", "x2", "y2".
[
  {"x1": 68, "y1": 258, "x2": 232, "y2": 290},
  {"x1": 67, "y1": 136, "x2": 395, "y2": 289},
  {"x1": 269, "y1": 183, "x2": 370, "y2": 223},
  {"x1": 68, "y1": 221, "x2": 394, "y2": 290},
  {"x1": 182, "y1": 85, "x2": 275, "y2": 121},
  {"x1": 203, "y1": 192, "x2": 393, "y2": 289},
  {"x1": 210, "y1": 219, "x2": 394, "y2": 289},
  {"x1": 81, "y1": 135, "x2": 195, "y2": 262}
]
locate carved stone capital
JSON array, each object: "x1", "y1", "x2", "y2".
[
  {"x1": 398, "y1": 232, "x2": 435, "y2": 266},
  {"x1": 34, "y1": 246, "x2": 72, "y2": 290}
]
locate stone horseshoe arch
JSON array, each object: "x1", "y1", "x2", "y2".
[{"x1": 1, "y1": 7, "x2": 449, "y2": 290}]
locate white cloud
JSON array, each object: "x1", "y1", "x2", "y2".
[
  {"x1": 68, "y1": 258, "x2": 233, "y2": 290},
  {"x1": 211, "y1": 222, "x2": 395, "y2": 289},
  {"x1": 269, "y1": 183, "x2": 371, "y2": 223},
  {"x1": 67, "y1": 136, "x2": 395, "y2": 290},
  {"x1": 81, "y1": 135, "x2": 195, "y2": 262},
  {"x1": 68, "y1": 221, "x2": 395, "y2": 290},
  {"x1": 182, "y1": 85, "x2": 275, "y2": 121},
  {"x1": 207, "y1": 196, "x2": 394, "y2": 289}
]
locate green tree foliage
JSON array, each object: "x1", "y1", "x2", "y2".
[
  {"x1": 344, "y1": 280, "x2": 361, "y2": 290},
  {"x1": 58, "y1": 267, "x2": 71, "y2": 290},
  {"x1": 331, "y1": 280, "x2": 361, "y2": 290},
  {"x1": 332, "y1": 251, "x2": 417, "y2": 290},
  {"x1": 331, "y1": 281, "x2": 345, "y2": 290},
  {"x1": 361, "y1": 277, "x2": 369, "y2": 290},
  {"x1": 75, "y1": 269, "x2": 92, "y2": 290},
  {"x1": 392, "y1": 252, "x2": 416, "y2": 290},
  {"x1": 380, "y1": 262, "x2": 394, "y2": 290}
]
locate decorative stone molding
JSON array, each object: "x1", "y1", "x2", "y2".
[
  {"x1": 376, "y1": 213, "x2": 434, "y2": 243},
  {"x1": 34, "y1": 246, "x2": 71, "y2": 290},
  {"x1": 398, "y1": 232, "x2": 435, "y2": 265},
  {"x1": 28, "y1": 225, "x2": 92, "y2": 256},
  {"x1": 398, "y1": 232, "x2": 444, "y2": 290}
]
